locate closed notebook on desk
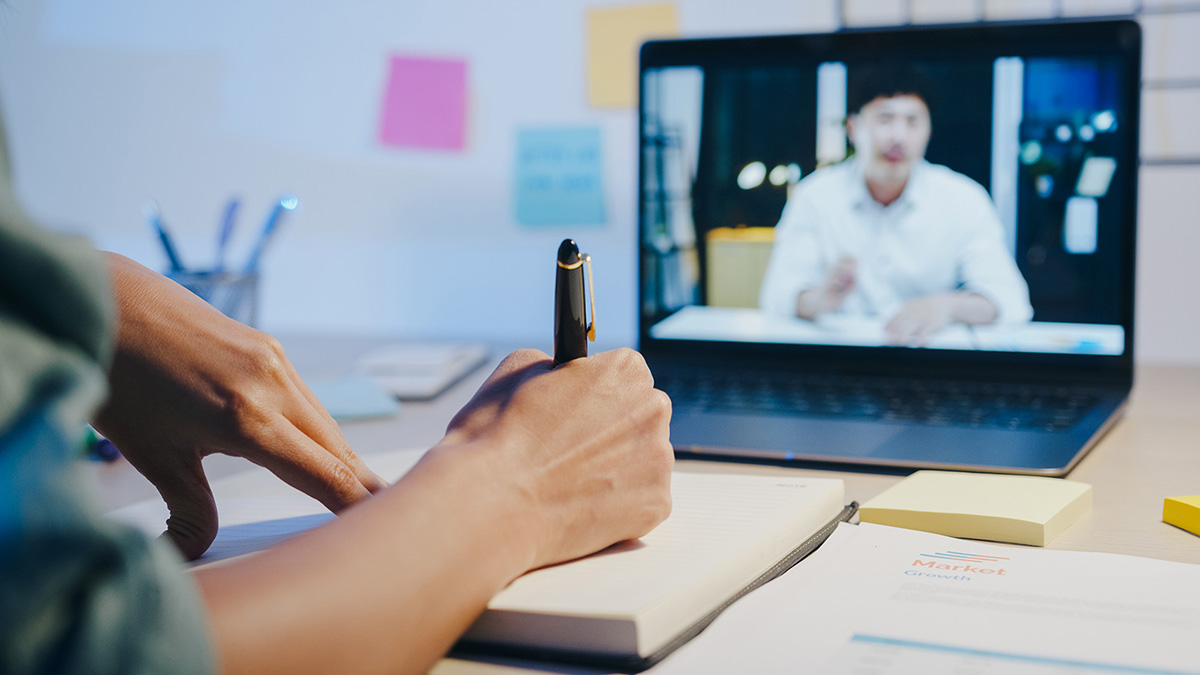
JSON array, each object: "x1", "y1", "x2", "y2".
[{"x1": 453, "y1": 472, "x2": 854, "y2": 672}]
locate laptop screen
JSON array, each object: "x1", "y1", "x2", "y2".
[{"x1": 638, "y1": 21, "x2": 1139, "y2": 366}]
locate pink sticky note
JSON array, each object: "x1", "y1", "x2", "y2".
[{"x1": 378, "y1": 56, "x2": 467, "y2": 151}]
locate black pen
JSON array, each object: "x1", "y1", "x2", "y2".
[{"x1": 553, "y1": 239, "x2": 595, "y2": 365}]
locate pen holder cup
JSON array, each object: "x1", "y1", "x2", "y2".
[{"x1": 169, "y1": 270, "x2": 260, "y2": 327}]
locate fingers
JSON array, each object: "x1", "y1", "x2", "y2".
[
  {"x1": 281, "y1": 388, "x2": 389, "y2": 494},
  {"x1": 587, "y1": 347, "x2": 656, "y2": 389},
  {"x1": 886, "y1": 311, "x2": 932, "y2": 346},
  {"x1": 153, "y1": 455, "x2": 220, "y2": 561},
  {"x1": 886, "y1": 296, "x2": 955, "y2": 346},
  {"x1": 448, "y1": 347, "x2": 655, "y2": 451},
  {"x1": 436, "y1": 344, "x2": 673, "y2": 569},
  {"x1": 277, "y1": 359, "x2": 389, "y2": 493},
  {"x1": 913, "y1": 319, "x2": 940, "y2": 346},
  {"x1": 242, "y1": 334, "x2": 388, "y2": 495},
  {"x1": 884, "y1": 314, "x2": 915, "y2": 345},
  {"x1": 244, "y1": 421, "x2": 374, "y2": 516},
  {"x1": 818, "y1": 258, "x2": 857, "y2": 312},
  {"x1": 526, "y1": 349, "x2": 674, "y2": 565},
  {"x1": 620, "y1": 379, "x2": 676, "y2": 540},
  {"x1": 831, "y1": 257, "x2": 857, "y2": 291},
  {"x1": 495, "y1": 348, "x2": 646, "y2": 383}
]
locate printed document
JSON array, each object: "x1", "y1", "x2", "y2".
[{"x1": 654, "y1": 523, "x2": 1200, "y2": 674}]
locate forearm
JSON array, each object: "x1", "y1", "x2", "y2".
[
  {"x1": 194, "y1": 442, "x2": 537, "y2": 675},
  {"x1": 948, "y1": 291, "x2": 998, "y2": 325}
]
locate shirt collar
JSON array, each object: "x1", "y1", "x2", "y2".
[{"x1": 847, "y1": 157, "x2": 929, "y2": 211}]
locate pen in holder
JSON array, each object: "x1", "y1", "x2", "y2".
[
  {"x1": 147, "y1": 194, "x2": 295, "y2": 328},
  {"x1": 169, "y1": 269, "x2": 260, "y2": 327}
]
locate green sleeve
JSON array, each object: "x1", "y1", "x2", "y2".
[
  {"x1": 0, "y1": 408, "x2": 215, "y2": 675},
  {"x1": 0, "y1": 95, "x2": 113, "y2": 434},
  {"x1": 0, "y1": 99, "x2": 215, "y2": 675}
]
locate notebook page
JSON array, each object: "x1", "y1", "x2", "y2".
[
  {"x1": 486, "y1": 472, "x2": 843, "y2": 617},
  {"x1": 106, "y1": 448, "x2": 428, "y2": 565}
]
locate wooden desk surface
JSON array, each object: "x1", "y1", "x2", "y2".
[{"x1": 88, "y1": 337, "x2": 1200, "y2": 568}]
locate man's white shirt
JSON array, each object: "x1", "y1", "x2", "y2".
[{"x1": 758, "y1": 158, "x2": 1034, "y2": 324}]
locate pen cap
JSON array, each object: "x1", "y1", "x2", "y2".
[
  {"x1": 554, "y1": 239, "x2": 589, "y2": 363},
  {"x1": 557, "y1": 239, "x2": 581, "y2": 266}
]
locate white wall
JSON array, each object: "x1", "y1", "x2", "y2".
[{"x1": 1, "y1": 0, "x2": 1197, "y2": 363}]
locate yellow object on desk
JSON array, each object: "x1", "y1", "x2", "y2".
[
  {"x1": 859, "y1": 470, "x2": 1092, "y2": 546},
  {"x1": 1163, "y1": 496, "x2": 1200, "y2": 537}
]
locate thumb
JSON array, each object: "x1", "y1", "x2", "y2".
[{"x1": 152, "y1": 456, "x2": 219, "y2": 561}]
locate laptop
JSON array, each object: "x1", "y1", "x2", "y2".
[{"x1": 637, "y1": 19, "x2": 1140, "y2": 476}]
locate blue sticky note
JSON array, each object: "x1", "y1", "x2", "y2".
[
  {"x1": 515, "y1": 127, "x2": 606, "y2": 226},
  {"x1": 308, "y1": 376, "x2": 400, "y2": 421}
]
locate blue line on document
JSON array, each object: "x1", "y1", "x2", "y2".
[{"x1": 851, "y1": 635, "x2": 1198, "y2": 675}]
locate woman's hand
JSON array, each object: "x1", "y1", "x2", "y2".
[
  {"x1": 440, "y1": 347, "x2": 674, "y2": 570},
  {"x1": 193, "y1": 347, "x2": 672, "y2": 674},
  {"x1": 93, "y1": 254, "x2": 385, "y2": 560}
]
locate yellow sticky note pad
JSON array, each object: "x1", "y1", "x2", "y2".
[
  {"x1": 586, "y1": 2, "x2": 678, "y2": 108},
  {"x1": 1163, "y1": 496, "x2": 1200, "y2": 537},
  {"x1": 860, "y1": 471, "x2": 1092, "y2": 547}
]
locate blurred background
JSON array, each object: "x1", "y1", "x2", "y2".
[{"x1": 0, "y1": 0, "x2": 1196, "y2": 363}]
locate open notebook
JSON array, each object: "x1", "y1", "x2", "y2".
[
  {"x1": 456, "y1": 472, "x2": 853, "y2": 671},
  {"x1": 107, "y1": 451, "x2": 853, "y2": 671}
]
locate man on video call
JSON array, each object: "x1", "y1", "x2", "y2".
[{"x1": 758, "y1": 65, "x2": 1033, "y2": 346}]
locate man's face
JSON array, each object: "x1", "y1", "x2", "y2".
[{"x1": 846, "y1": 94, "x2": 932, "y2": 188}]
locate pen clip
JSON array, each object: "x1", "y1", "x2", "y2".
[{"x1": 583, "y1": 253, "x2": 596, "y2": 342}]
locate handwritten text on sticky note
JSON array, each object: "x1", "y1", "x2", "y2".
[
  {"x1": 379, "y1": 55, "x2": 468, "y2": 151},
  {"x1": 515, "y1": 128, "x2": 606, "y2": 227}
]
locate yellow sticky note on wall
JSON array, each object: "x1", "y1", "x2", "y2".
[{"x1": 587, "y1": 2, "x2": 679, "y2": 108}]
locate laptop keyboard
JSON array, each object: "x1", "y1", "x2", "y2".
[{"x1": 656, "y1": 372, "x2": 1099, "y2": 432}]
